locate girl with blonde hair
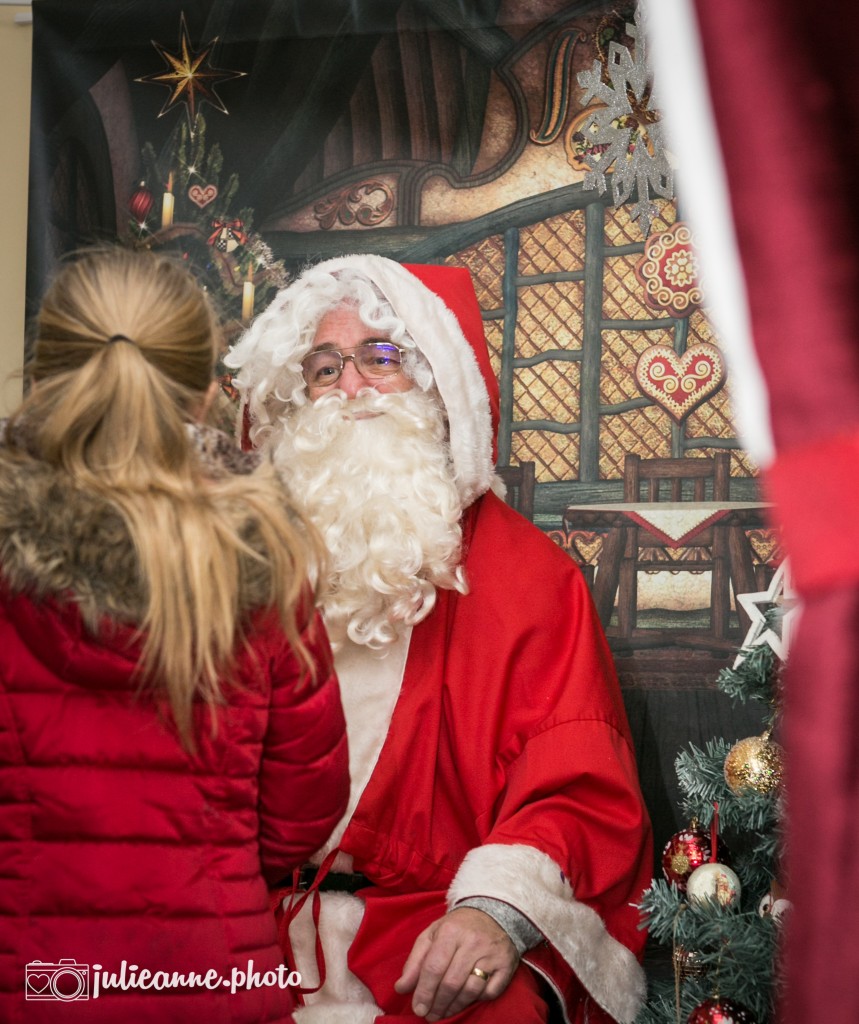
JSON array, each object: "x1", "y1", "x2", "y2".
[{"x1": 0, "y1": 247, "x2": 349, "y2": 1023}]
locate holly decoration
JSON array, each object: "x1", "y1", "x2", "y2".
[{"x1": 687, "y1": 997, "x2": 757, "y2": 1023}]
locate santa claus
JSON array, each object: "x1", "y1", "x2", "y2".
[{"x1": 226, "y1": 255, "x2": 652, "y2": 1024}]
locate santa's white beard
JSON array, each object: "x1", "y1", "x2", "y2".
[{"x1": 269, "y1": 388, "x2": 467, "y2": 648}]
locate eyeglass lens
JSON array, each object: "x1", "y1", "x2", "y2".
[{"x1": 302, "y1": 342, "x2": 402, "y2": 386}]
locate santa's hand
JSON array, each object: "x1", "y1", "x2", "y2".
[{"x1": 393, "y1": 906, "x2": 518, "y2": 1021}]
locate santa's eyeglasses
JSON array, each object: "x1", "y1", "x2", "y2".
[{"x1": 301, "y1": 341, "x2": 404, "y2": 388}]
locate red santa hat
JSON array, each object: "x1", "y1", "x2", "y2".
[{"x1": 401, "y1": 261, "x2": 501, "y2": 446}]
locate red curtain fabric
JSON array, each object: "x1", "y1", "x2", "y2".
[{"x1": 691, "y1": 2, "x2": 859, "y2": 1020}]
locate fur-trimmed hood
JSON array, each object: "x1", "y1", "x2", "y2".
[{"x1": 0, "y1": 424, "x2": 267, "y2": 635}]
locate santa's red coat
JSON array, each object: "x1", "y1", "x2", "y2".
[{"x1": 337, "y1": 491, "x2": 652, "y2": 1023}]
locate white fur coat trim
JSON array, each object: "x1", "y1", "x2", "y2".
[
  {"x1": 314, "y1": 254, "x2": 496, "y2": 507},
  {"x1": 447, "y1": 844, "x2": 646, "y2": 1024},
  {"x1": 294, "y1": 1006, "x2": 380, "y2": 1024},
  {"x1": 287, "y1": 891, "x2": 382, "y2": 1019},
  {"x1": 311, "y1": 631, "x2": 410, "y2": 864}
]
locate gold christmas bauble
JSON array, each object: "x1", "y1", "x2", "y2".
[
  {"x1": 723, "y1": 732, "x2": 784, "y2": 795},
  {"x1": 673, "y1": 945, "x2": 707, "y2": 981}
]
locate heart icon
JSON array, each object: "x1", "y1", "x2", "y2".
[
  {"x1": 27, "y1": 974, "x2": 51, "y2": 994},
  {"x1": 747, "y1": 529, "x2": 781, "y2": 566},
  {"x1": 635, "y1": 342, "x2": 725, "y2": 423},
  {"x1": 188, "y1": 184, "x2": 218, "y2": 208},
  {"x1": 571, "y1": 532, "x2": 603, "y2": 565}
]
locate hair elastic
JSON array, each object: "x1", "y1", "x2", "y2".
[{"x1": 106, "y1": 334, "x2": 138, "y2": 347}]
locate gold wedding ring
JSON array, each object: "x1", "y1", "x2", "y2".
[{"x1": 470, "y1": 967, "x2": 490, "y2": 981}]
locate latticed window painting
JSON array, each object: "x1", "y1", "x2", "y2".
[{"x1": 446, "y1": 196, "x2": 755, "y2": 491}]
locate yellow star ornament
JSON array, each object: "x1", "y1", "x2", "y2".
[{"x1": 136, "y1": 13, "x2": 245, "y2": 123}]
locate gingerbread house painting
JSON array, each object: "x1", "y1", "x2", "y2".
[{"x1": 27, "y1": 0, "x2": 779, "y2": 852}]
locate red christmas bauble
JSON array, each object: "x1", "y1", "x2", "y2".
[
  {"x1": 687, "y1": 997, "x2": 757, "y2": 1023},
  {"x1": 129, "y1": 183, "x2": 154, "y2": 223},
  {"x1": 661, "y1": 823, "x2": 731, "y2": 892}
]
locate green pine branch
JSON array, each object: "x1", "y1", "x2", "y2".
[
  {"x1": 140, "y1": 142, "x2": 161, "y2": 192},
  {"x1": 637, "y1": 880, "x2": 778, "y2": 1021},
  {"x1": 717, "y1": 640, "x2": 781, "y2": 730},
  {"x1": 638, "y1": 878, "x2": 685, "y2": 944},
  {"x1": 219, "y1": 171, "x2": 240, "y2": 217}
]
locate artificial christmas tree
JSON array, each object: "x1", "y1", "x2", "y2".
[
  {"x1": 129, "y1": 113, "x2": 289, "y2": 330},
  {"x1": 636, "y1": 634, "x2": 787, "y2": 1023}
]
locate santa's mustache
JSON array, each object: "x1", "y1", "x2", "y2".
[{"x1": 280, "y1": 387, "x2": 448, "y2": 453}]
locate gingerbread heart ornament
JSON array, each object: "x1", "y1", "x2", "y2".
[
  {"x1": 188, "y1": 183, "x2": 218, "y2": 208},
  {"x1": 570, "y1": 532, "x2": 603, "y2": 565},
  {"x1": 747, "y1": 529, "x2": 781, "y2": 566},
  {"x1": 635, "y1": 342, "x2": 726, "y2": 423}
]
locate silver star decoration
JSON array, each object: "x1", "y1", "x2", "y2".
[
  {"x1": 576, "y1": 6, "x2": 673, "y2": 236},
  {"x1": 734, "y1": 560, "x2": 800, "y2": 668}
]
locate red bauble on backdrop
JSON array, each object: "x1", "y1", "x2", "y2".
[{"x1": 128, "y1": 182, "x2": 154, "y2": 223}]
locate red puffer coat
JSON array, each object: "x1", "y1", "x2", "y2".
[{"x1": 0, "y1": 435, "x2": 349, "y2": 1024}]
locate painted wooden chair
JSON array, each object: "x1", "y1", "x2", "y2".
[
  {"x1": 617, "y1": 452, "x2": 732, "y2": 641},
  {"x1": 495, "y1": 461, "x2": 536, "y2": 522}
]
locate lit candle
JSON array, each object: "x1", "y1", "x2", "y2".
[
  {"x1": 161, "y1": 172, "x2": 174, "y2": 229},
  {"x1": 241, "y1": 266, "x2": 255, "y2": 322}
]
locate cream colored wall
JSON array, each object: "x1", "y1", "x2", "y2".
[{"x1": 0, "y1": 6, "x2": 30, "y2": 415}]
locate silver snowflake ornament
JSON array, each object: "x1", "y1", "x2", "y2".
[{"x1": 576, "y1": 6, "x2": 673, "y2": 236}]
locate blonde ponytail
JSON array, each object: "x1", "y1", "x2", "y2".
[{"x1": 11, "y1": 247, "x2": 319, "y2": 747}]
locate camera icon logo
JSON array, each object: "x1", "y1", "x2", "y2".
[{"x1": 26, "y1": 960, "x2": 90, "y2": 1001}]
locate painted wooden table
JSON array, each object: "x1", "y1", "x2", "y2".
[{"x1": 562, "y1": 501, "x2": 774, "y2": 637}]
